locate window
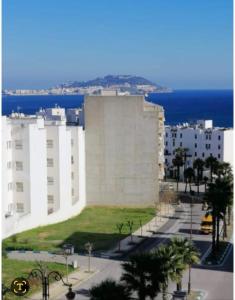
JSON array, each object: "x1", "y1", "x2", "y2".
[
  {"x1": 180, "y1": 142, "x2": 182, "y2": 147},
  {"x1": 210, "y1": 153, "x2": 212, "y2": 157},
  {"x1": 202, "y1": 152, "x2": 205, "y2": 158},
  {"x1": 205, "y1": 144, "x2": 211, "y2": 150},
  {"x1": 15, "y1": 140, "x2": 23, "y2": 149},
  {"x1": 7, "y1": 141, "x2": 12, "y2": 149},
  {"x1": 195, "y1": 134, "x2": 197, "y2": 139},
  {"x1": 16, "y1": 182, "x2": 24, "y2": 192},
  {"x1": 209, "y1": 135, "x2": 211, "y2": 140},
  {"x1": 218, "y1": 145, "x2": 221, "y2": 150},
  {"x1": 180, "y1": 133, "x2": 182, "y2": 138},
  {"x1": 16, "y1": 203, "x2": 24, "y2": 213},
  {"x1": 8, "y1": 182, "x2": 13, "y2": 191},
  {"x1": 218, "y1": 154, "x2": 221, "y2": 159},
  {"x1": 47, "y1": 140, "x2": 53, "y2": 148},
  {"x1": 47, "y1": 195, "x2": 54, "y2": 204},
  {"x1": 206, "y1": 135, "x2": 208, "y2": 140},
  {"x1": 195, "y1": 143, "x2": 197, "y2": 148},
  {"x1": 165, "y1": 141, "x2": 168, "y2": 146},
  {"x1": 47, "y1": 177, "x2": 54, "y2": 185},
  {"x1": 218, "y1": 135, "x2": 221, "y2": 140},
  {"x1": 71, "y1": 139, "x2": 74, "y2": 147},
  {"x1": 166, "y1": 132, "x2": 168, "y2": 138},
  {"x1": 195, "y1": 152, "x2": 197, "y2": 157},
  {"x1": 71, "y1": 172, "x2": 74, "y2": 179},
  {"x1": 15, "y1": 161, "x2": 23, "y2": 171},
  {"x1": 47, "y1": 158, "x2": 54, "y2": 167},
  {"x1": 165, "y1": 158, "x2": 168, "y2": 163},
  {"x1": 71, "y1": 156, "x2": 74, "y2": 164},
  {"x1": 7, "y1": 162, "x2": 12, "y2": 169}
]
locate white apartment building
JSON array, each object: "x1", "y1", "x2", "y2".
[
  {"x1": 2, "y1": 111, "x2": 86, "y2": 238},
  {"x1": 2, "y1": 95, "x2": 164, "y2": 237},
  {"x1": 164, "y1": 120, "x2": 233, "y2": 176}
]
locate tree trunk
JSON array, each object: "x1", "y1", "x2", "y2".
[
  {"x1": 197, "y1": 169, "x2": 200, "y2": 195},
  {"x1": 176, "y1": 281, "x2": 182, "y2": 291},
  {"x1": 212, "y1": 211, "x2": 216, "y2": 256},
  {"x1": 228, "y1": 206, "x2": 231, "y2": 226},
  {"x1": 162, "y1": 285, "x2": 167, "y2": 300},
  {"x1": 185, "y1": 180, "x2": 188, "y2": 193},
  {"x1": 223, "y1": 215, "x2": 227, "y2": 239},
  {"x1": 216, "y1": 216, "x2": 220, "y2": 249}
]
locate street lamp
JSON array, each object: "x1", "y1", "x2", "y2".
[
  {"x1": 188, "y1": 190, "x2": 195, "y2": 295},
  {"x1": 85, "y1": 242, "x2": 93, "y2": 272},
  {"x1": 28, "y1": 268, "x2": 75, "y2": 300}
]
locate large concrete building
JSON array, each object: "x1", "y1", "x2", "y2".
[
  {"x1": 164, "y1": 120, "x2": 233, "y2": 176},
  {"x1": 1, "y1": 95, "x2": 165, "y2": 237},
  {"x1": 85, "y1": 95, "x2": 164, "y2": 206}
]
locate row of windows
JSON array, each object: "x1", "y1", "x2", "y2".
[
  {"x1": 7, "y1": 161, "x2": 23, "y2": 170},
  {"x1": 165, "y1": 133, "x2": 221, "y2": 140},
  {"x1": 8, "y1": 182, "x2": 24, "y2": 192},
  {"x1": 47, "y1": 139, "x2": 74, "y2": 148},
  {"x1": 47, "y1": 173, "x2": 75, "y2": 185},
  {"x1": 7, "y1": 140, "x2": 23, "y2": 150},
  {"x1": 7, "y1": 139, "x2": 76, "y2": 150},
  {"x1": 166, "y1": 141, "x2": 221, "y2": 151}
]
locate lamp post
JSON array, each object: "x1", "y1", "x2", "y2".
[
  {"x1": 188, "y1": 190, "x2": 194, "y2": 295},
  {"x1": 85, "y1": 242, "x2": 93, "y2": 272},
  {"x1": 28, "y1": 268, "x2": 75, "y2": 300}
]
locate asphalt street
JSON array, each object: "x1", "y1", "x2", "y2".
[{"x1": 55, "y1": 203, "x2": 233, "y2": 300}]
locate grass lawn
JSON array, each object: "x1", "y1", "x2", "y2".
[
  {"x1": 3, "y1": 206, "x2": 155, "y2": 253},
  {"x1": 2, "y1": 258, "x2": 73, "y2": 300}
]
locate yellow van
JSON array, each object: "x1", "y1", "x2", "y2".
[{"x1": 200, "y1": 214, "x2": 213, "y2": 234}]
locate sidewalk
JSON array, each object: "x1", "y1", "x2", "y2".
[{"x1": 104, "y1": 203, "x2": 175, "y2": 258}]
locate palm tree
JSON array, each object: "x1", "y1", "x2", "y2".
[
  {"x1": 121, "y1": 252, "x2": 162, "y2": 300},
  {"x1": 193, "y1": 158, "x2": 205, "y2": 195},
  {"x1": 203, "y1": 176, "x2": 209, "y2": 192},
  {"x1": 172, "y1": 154, "x2": 184, "y2": 191},
  {"x1": 153, "y1": 245, "x2": 183, "y2": 300},
  {"x1": 204, "y1": 178, "x2": 233, "y2": 253},
  {"x1": 215, "y1": 162, "x2": 233, "y2": 180},
  {"x1": 184, "y1": 167, "x2": 195, "y2": 193},
  {"x1": 205, "y1": 156, "x2": 218, "y2": 182},
  {"x1": 89, "y1": 279, "x2": 131, "y2": 300},
  {"x1": 175, "y1": 147, "x2": 189, "y2": 179},
  {"x1": 169, "y1": 237, "x2": 200, "y2": 294}
]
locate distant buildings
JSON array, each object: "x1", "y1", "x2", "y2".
[
  {"x1": 164, "y1": 120, "x2": 233, "y2": 177},
  {"x1": 2, "y1": 95, "x2": 165, "y2": 237}
]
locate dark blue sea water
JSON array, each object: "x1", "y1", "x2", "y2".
[{"x1": 2, "y1": 90, "x2": 233, "y2": 127}]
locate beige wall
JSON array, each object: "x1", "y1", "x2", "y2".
[{"x1": 85, "y1": 95, "x2": 164, "y2": 207}]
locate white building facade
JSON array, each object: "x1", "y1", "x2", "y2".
[
  {"x1": 164, "y1": 120, "x2": 233, "y2": 176},
  {"x1": 2, "y1": 96, "x2": 164, "y2": 238}
]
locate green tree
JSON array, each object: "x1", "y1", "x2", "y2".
[
  {"x1": 204, "y1": 177, "x2": 233, "y2": 253},
  {"x1": 172, "y1": 154, "x2": 184, "y2": 192},
  {"x1": 121, "y1": 253, "x2": 162, "y2": 300},
  {"x1": 184, "y1": 167, "x2": 195, "y2": 193},
  {"x1": 175, "y1": 147, "x2": 189, "y2": 179},
  {"x1": 193, "y1": 158, "x2": 205, "y2": 195},
  {"x1": 169, "y1": 237, "x2": 200, "y2": 294},
  {"x1": 89, "y1": 279, "x2": 131, "y2": 300},
  {"x1": 205, "y1": 156, "x2": 219, "y2": 182},
  {"x1": 153, "y1": 245, "x2": 184, "y2": 300}
]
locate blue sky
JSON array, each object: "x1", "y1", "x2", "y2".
[{"x1": 2, "y1": 0, "x2": 233, "y2": 89}]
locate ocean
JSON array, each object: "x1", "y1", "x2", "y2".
[{"x1": 2, "y1": 90, "x2": 233, "y2": 127}]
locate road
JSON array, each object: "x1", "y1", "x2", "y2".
[{"x1": 55, "y1": 202, "x2": 233, "y2": 300}]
